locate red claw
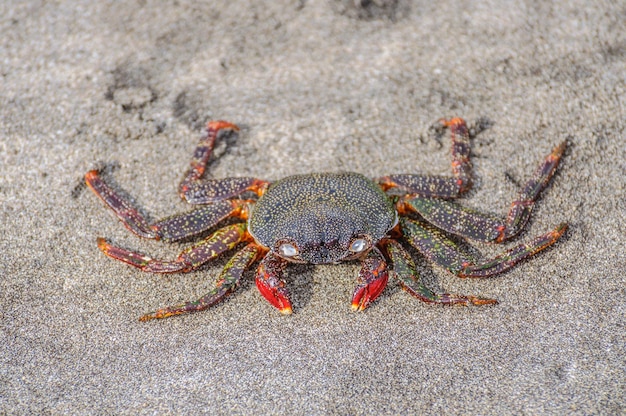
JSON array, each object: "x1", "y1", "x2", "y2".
[
  {"x1": 351, "y1": 248, "x2": 389, "y2": 311},
  {"x1": 255, "y1": 254, "x2": 293, "y2": 314},
  {"x1": 351, "y1": 271, "x2": 389, "y2": 311},
  {"x1": 255, "y1": 277, "x2": 293, "y2": 314}
]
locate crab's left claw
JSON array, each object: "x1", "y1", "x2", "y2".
[
  {"x1": 255, "y1": 253, "x2": 293, "y2": 314},
  {"x1": 351, "y1": 247, "x2": 389, "y2": 311}
]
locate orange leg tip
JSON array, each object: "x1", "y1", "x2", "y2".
[
  {"x1": 553, "y1": 141, "x2": 567, "y2": 156},
  {"x1": 469, "y1": 296, "x2": 499, "y2": 306},
  {"x1": 440, "y1": 117, "x2": 465, "y2": 127},
  {"x1": 138, "y1": 314, "x2": 154, "y2": 322},
  {"x1": 554, "y1": 223, "x2": 569, "y2": 238},
  {"x1": 84, "y1": 170, "x2": 103, "y2": 191},
  {"x1": 140, "y1": 309, "x2": 172, "y2": 321},
  {"x1": 84, "y1": 169, "x2": 99, "y2": 181},
  {"x1": 96, "y1": 237, "x2": 109, "y2": 251},
  {"x1": 207, "y1": 120, "x2": 240, "y2": 132}
]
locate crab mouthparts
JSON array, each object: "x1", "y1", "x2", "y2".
[{"x1": 301, "y1": 240, "x2": 345, "y2": 264}]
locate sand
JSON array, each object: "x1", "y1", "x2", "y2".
[{"x1": 1, "y1": 0, "x2": 624, "y2": 414}]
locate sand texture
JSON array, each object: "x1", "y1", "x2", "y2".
[{"x1": 1, "y1": 0, "x2": 624, "y2": 414}]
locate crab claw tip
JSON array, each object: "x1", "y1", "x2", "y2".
[
  {"x1": 351, "y1": 293, "x2": 371, "y2": 311},
  {"x1": 279, "y1": 306, "x2": 293, "y2": 315},
  {"x1": 351, "y1": 302, "x2": 369, "y2": 312},
  {"x1": 351, "y1": 286, "x2": 368, "y2": 311},
  {"x1": 351, "y1": 269, "x2": 388, "y2": 312}
]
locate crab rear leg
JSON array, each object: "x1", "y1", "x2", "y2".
[
  {"x1": 504, "y1": 141, "x2": 566, "y2": 241},
  {"x1": 401, "y1": 217, "x2": 567, "y2": 278},
  {"x1": 139, "y1": 243, "x2": 261, "y2": 321},
  {"x1": 178, "y1": 120, "x2": 269, "y2": 204},
  {"x1": 351, "y1": 247, "x2": 390, "y2": 311},
  {"x1": 400, "y1": 141, "x2": 567, "y2": 242},
  {"x1": 382, "y1": 240, "x2": 496, "y2": 305},
  {"x1": 377, "y1": 118, "x2": 472, "y2": 198},
  {"x1": 98, "y1": 223, "x2": 249, "y2": 273},
  {"x1": 255, "y1": 253, "x2": 293, "y2": 314},
  {"x1": 85, "y1": 169, "x2": 249, "y2": 241}
]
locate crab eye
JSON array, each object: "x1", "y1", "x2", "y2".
[
  {"x1": 278, "y1": 242, "x2": 299, "y2": 257},
  {"x1": 349, "y1": 238, "x2": 369, "y2": 253}
]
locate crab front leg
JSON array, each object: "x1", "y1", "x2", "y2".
[
  {"x1": 139, "y1": 243, "x2": 262, "y2": 321},
  {"x1": 401, "y1": 217, "x2": 567, "y2": 278},
  {"x1": 377, "y1": 117, "x2": 473, "y2": 198},
  {"x1": 85, "y1": 169, "x2": 249, "y2": 241},
  {"x1": 98, "y1": 223, "x2": 249, "y2": 273},
  {"x1": 382, "y1": 240, "x2": 496, "y2": 306},
  {"x1": 255, "y1": 252, "x2": 293, "y2": 314},
  {"x1": 399, "y1": 142, "x2": 567, "y2": 242},
  {"x1": 178, "y1": 120, "x2": 269, "y2": 204},
  {"x1": 351, "y1": 247, "x2": 390, "y2": 311}
]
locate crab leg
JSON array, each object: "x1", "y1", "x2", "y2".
[
  {"x1": 400, "y1": 142, "x2": 567, "y2": 242},
  {"x1": 97, "y1": 223, "x2": 249, "y2": 273},
  {"x1": 351, "y1": 247, "x2": 390, "y2": 311},
  {"x1": 139, "y1": 243, "x2": 261, "y2": 321},
  {"x1": 503, "y1": 141, "x2": 566, "y2": 241},
  {"x1": 377, "y1": 118, "x2": 472, "y2": 198},
  {"x1": 382, "y1": 240, "x2": 496, "y2": 305},
  {"x1": 85, "y1": 169, "x2": 248, "y2": 241},
  {"x1": 181, "y1": 177, "x2": 269, "y2": 205},
  {"x1": 255, "y1": 252, "x2": 293, "y2": 314},
  {"x1": 401, "y1": 217, "x2": 567, "y2": 278},
  {"x1": 178, "y1": 120, "x2": 269, "y2": 204}
]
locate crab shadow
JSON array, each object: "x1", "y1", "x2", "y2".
[{"x1": 282, "y1": 263, "x2": 316, "y2": 312}]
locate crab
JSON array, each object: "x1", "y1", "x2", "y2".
[{"x1": 85, "y1": 118, "x2": 567, "y2": 321}]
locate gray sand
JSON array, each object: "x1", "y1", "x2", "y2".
[{"x1": 1, "y1": 1, "x2": 624, "y2": 414}]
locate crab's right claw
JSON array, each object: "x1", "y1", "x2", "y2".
[
  {"x1": 351, "y1": 247, "x2": 389, "y2": 311},
  {"x1": 255, "y1": 253, "x2": 293, "y2": 314}
]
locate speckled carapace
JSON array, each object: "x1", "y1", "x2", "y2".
[{"x1": 85, "y1": 118, "x2": 567, "y2": 320}]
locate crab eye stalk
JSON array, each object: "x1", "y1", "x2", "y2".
[
  {"x1": 278, "y1": 242, "x2": 299, "y2": 257},
  {"x1": 349, "y1": 238, "x2": 369, "y2": 253}
]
